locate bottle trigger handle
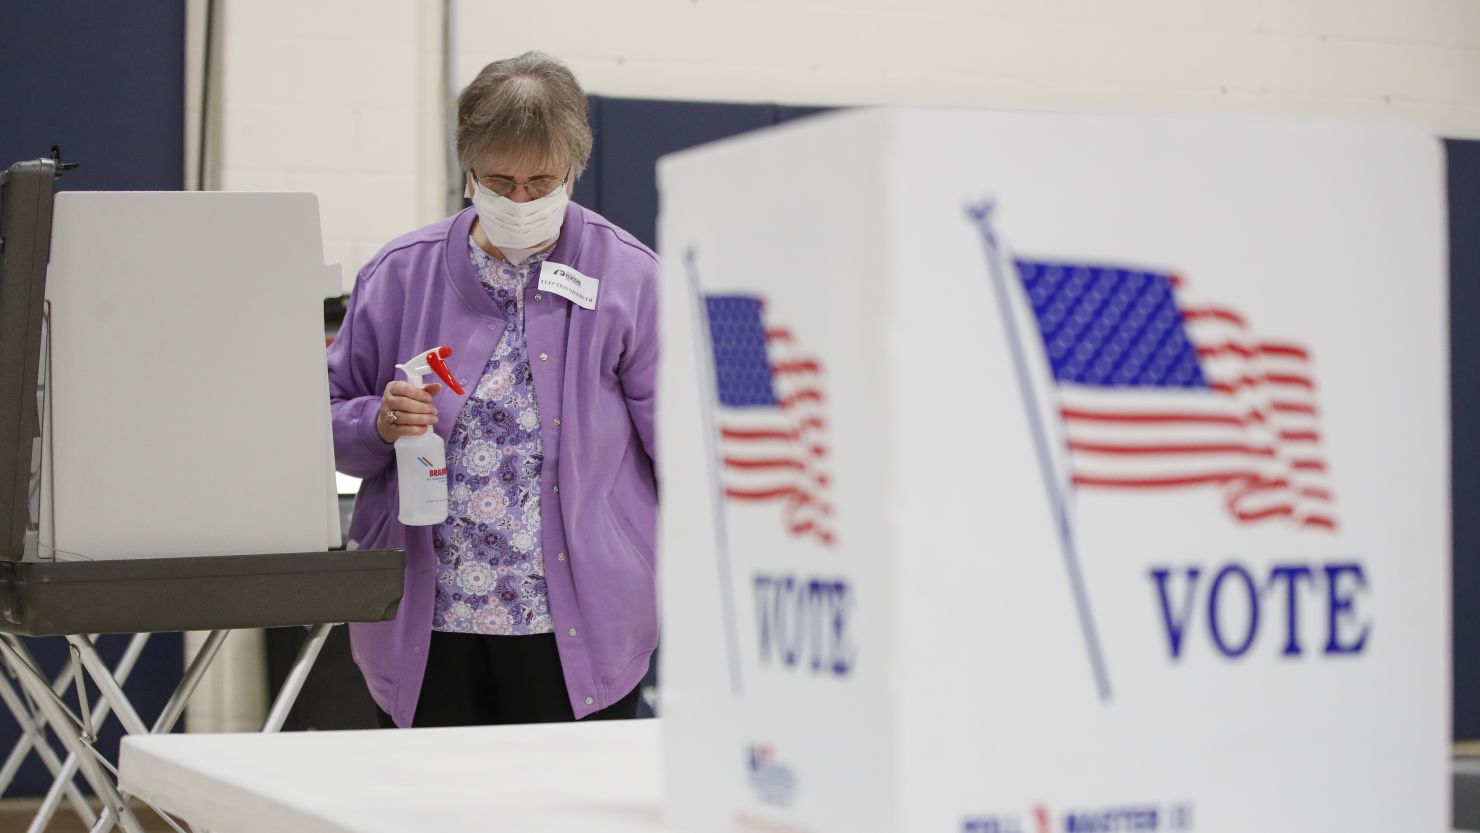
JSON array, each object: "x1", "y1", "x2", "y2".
[{"x1": 427, "y1": 346, "x2": 464, "y2": 395}]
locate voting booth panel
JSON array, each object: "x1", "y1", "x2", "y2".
[
  {"x1": 658, "y1": 108, "x2": 1448, "y2": 833},
  {"x1": 659, "y1": 121, "x2": 903, "y2": 833},
  {"x1": 40, "y1": 192, "x2": 342, "y2": 560}
]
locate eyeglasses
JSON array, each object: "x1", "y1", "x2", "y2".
[{"x1": 470, "y1": 170, "x2": 568, "y2": 199}]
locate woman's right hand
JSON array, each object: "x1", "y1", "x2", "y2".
[{"x1": 376, "y1": 381, "x2": 442, "y2": 444}]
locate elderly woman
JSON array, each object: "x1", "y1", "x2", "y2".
[{"x1": 327, "y1": 51, "x2": 658, "y2": 727}]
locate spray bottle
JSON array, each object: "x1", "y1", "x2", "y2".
[{"x1": 393, "y1": 346, "x2": 465, "y2": 526}]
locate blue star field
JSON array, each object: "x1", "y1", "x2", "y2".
[{"x1": 1015, "y1": 261, "x2": 1210, "y2": 389}]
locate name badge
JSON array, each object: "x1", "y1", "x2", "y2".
[{"x1": 538, "y1": 261, "x2": 600, "y2": 310}]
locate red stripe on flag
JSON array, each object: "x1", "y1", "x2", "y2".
[
  {"x1": 721, "y1": 427, "x2": 796, "y2": 441},
  {"x1": 1068, "y1": 441, "x2": 1275, "y2": 457},
  {"x1": 1259, "y1": 342, "x2": 1309, "y2": 360},
  {"x1": 791, "y1": 519, "x2": 824, "y2": 536},
  {"x1": 1200, "y1": 342, "x2": 1313, "y2": 361},
  {"x1": 1233, "y1": 504, "x2": 1295, "y2": 522},
  {"x1": 1271, "y1": 401, "x2": 1317, "y2": 416},
  {"x1": 1061, "y1": 407, "x2": 1247, "y2": 427},
  {"x1": 1210, "y1": 374, "x2": 1315, "y2": 394},
  {"x1": 778, "y1": 389, "x2": 824, "y2": 408},
  {"x1": 722, "y1": 457, "x2": 806, "y2": 471},
  {"x1": 1197, "y1": 342, "x2": 1257, "y2": 359},
  {"x1": 772, "y1": 360, "x2": 821, "y2": 375},
  {"x1": 1183, "y1": 307, "x2": 1247, "y2": 328},
  {"x1": 722, "y1": 418, "x2": 826, "y2": 439},
  {"x1": 725, "y1": 486, "x2": 798, "y2": 501},
  {"x1": 1227, "y1": 476, "x2": 1290, "y2": 494},
  {"x1": 1073, "y1": 472, "x2": 1255, "y2": 489},
  {"x1": 726, "y1": 486, "x2": 831, "y2": 503},
  {"x1": 788, "y1": 523, "x2": 836, "y2": 546},
  {"x1": 1264, "y1": 373, "x2": 1315, "y2": 390}
]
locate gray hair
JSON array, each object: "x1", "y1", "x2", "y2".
[{"x1": 456, "y1": 51, "x2": 593, "y2": 179}]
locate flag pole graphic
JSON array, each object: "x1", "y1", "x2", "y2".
[
  {"x1": 966, "y1": 202, "x2": 1113, "y2": 703},
  {"x1": 684, "y1": 246, "x2": 745, "y2": 696}
]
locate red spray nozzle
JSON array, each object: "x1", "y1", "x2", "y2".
[{"x1": 426, "y1": 347, "x2": 464, "y2": 395}]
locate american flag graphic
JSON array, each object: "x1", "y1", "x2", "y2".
[
  {"x1": 1014, "y1": 260, "x2": 1336, "y2": 531},
  {"x1": 704, "y1": 295, "x2": 835, "y2": 546}
]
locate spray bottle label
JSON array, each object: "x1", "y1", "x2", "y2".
[{"x1": 417, "y1": 456, "x2": 448, "y2": 480}]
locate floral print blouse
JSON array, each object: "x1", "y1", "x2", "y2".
[{"x1": 430, "y1": 238, "x2": 553, "y2": 635}]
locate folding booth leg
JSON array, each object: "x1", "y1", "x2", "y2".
[
  {"x1": 65, "y1": 632, "x2": 230, "y2": 833},
  {"x1": 154, "y1": 630, "x2": 228, "y2": 734},
  {"x1": 30, "y1": 634, "x2": 154, "y2": 833},
  {"x1": 9, "y1": 625, "x2": 335, "y2": 833},
  {"x1": 0, "y1": 650, "x2": 79, "y2": 795},
  {"x1": 0, "y1": 652, "x2": 97, "y2": 826},
  {"x1": 262, "y1": 622, "x2": 333, "y2": 733},
  {"x1": 66, "y1": 636, "x2": 150, "y2": 736},
  {"x1": 0, "y1": 638, "x2": 148, "y2": 833}
]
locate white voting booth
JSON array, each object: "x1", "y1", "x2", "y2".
[
  {"x1": 0, "y1": 165, "x2": 402, "y2": 833},
  {"x1": 658, "y1": 109, "x2": 1449, "y2": 833},
  {"x1": 40, "y1": 191, "x2": 341, "y2": 559}
]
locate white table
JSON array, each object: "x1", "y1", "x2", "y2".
[
  {"x1": 119, "y1": 720, "x2": 673, "y2": 833},
  {"x1": 118, "y1": 723, "x2": 1473, "y2": 833}
]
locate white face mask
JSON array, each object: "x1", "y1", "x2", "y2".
[{"x1": 469, "y1": 179, "x2": 569, "y2": 264}]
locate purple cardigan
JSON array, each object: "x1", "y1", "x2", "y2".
[{"x1": 327, "y1": 203, "x2": 658, "y2": 725}]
